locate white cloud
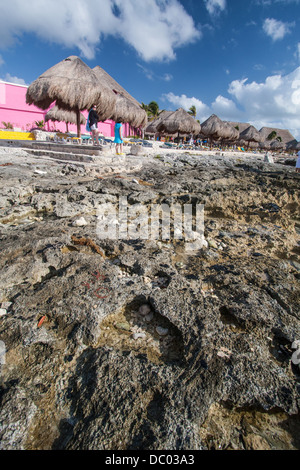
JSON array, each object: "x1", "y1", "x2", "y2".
[
  {"x1": 0, "y1": 0, "x2": 201, "y2": 62},
  {"x1": 204, "y1": 0, "x2": 226, "y2": 16},
  {"x1": 137, "y1": 63, "x2": 173, "y2": 82},
  {"x1": 1, "y1": 73, "x2": 27, "y2": 85},
  {"x1": 211, "y1": 95, "x2": 241, "y2": 120},
  {"x1": 162, "y1": 73, "x2": 173, "y2": 82},
  {"x1": 116, "y1": 0, "x2": 201, "y2": 61},
  {"x1": 137, "y1": 64, "x2": 155, "y2": 81},
  {"x1": 161, "y1": 92, "x2": 210, "y2": 121},
  {"x1": 162, "y1": 67, "x2": 300, "y2": 139},
  {"x1": 227, "y1": 67, "x2": 300, "y2": 138},
  {"x1": 263, "y1": 18, "x2": 294, "y2": 41}
]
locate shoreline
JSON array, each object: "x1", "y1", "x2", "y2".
[{"x1": 0, "y1": 139, "x2": 297, "y2": 169}]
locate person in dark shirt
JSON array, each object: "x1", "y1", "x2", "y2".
[{"x1": 89, "y1": 105, "x2": 100, "y2": 146}]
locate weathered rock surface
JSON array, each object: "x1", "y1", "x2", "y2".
[{"x1": 0, "y1": 145, "x2": 299, "y2": 450}]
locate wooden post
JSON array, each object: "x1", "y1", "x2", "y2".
[{"x1": 77, "y1": 109, "x2": 81, "y2": 139}]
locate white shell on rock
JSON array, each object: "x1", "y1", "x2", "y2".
[
  {"x1": 156, "y1": 326, "x2": 168, "y2": 336},
  {"x1": 73, "y1": 217, "x2": 88, "y2": 226},
  {"x1": 132, "y1": 332, "x2": 146, "y2": 340},
  {"x1": 138, "y1": 304, "x2": 151, "y2": 316},
  {"x1": 291, "y1": 339, "x2": 300, "y2": 349}
]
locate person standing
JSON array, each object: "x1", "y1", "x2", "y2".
[
  {"x1": 88, "y1": 105, "x2": 100, "y2": 146},
  {"x1": 114, "y1": 119, "x2": 124, "y2": 155},
  {"x1": 296, "y1": 149, "x2": 300, "y2": 173}
]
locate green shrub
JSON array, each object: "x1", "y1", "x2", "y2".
[{"x1": 1, "y1": 121, "x2": 14, "y2": 130}]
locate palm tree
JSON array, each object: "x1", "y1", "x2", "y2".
[
  {"x1": 141, "y1": 102, "x2": 149, "y2": 113},
  {"x1": 267, "y1": 131, "x2": 277, "y2": 141},
  {"x1": 187, "y1": 105, "x2": 197, "y2": 118},
  {"x1": 147, "y1": 101, "x2": 160, "y2": 119}
]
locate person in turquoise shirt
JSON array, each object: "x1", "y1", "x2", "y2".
[{"x1": 114, "y1": 119, "x2": 124, "y2": 155}]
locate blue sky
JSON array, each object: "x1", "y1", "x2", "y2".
[{"x1": 0, "y1": 0, "x2": 300, "y2": 138}]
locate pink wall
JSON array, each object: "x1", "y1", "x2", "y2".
[{"x1": 0, "y1": 81, "x2": 136, "y2": 138}]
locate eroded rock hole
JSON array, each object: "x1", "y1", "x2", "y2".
[
  {"x1": 219, "y1": 306, "x2": 245, "y2": 331},
  {"x1": 98, "y1": 296, "x2": 185, "y2": 365},
  {"x1": 152, "y1": 271, "x2": 171, "y2": 289},
  {"x1": 269, "y1": 333, "x2": 294, "y2": 365}
]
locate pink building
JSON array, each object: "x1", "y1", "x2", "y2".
[{"x1": 0, "y1": 80, "x2": 136, "y2": 138}]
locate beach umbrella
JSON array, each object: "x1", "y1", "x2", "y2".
[
  {"x1": 200, "y1": 114, "x2": 237, "y2": 147},
  {"x1": 200, "y1": 114, "x2": 224, "y2": 140},
  {"x1": 93, "y1": 65, "x2": 140, "y2": 107},
  {"x1": 45, "y1": 105, "x2": 86, "y2": 132},
  {"x1": 145, "y1": 110, "x2": 174, "y2": 135},
  {"x1": 259, "y1": 140, "x2": 271, "y2": 150},
  {"x1": 26, "y1": 56, "x2": 116, "y2": 138},
  {"x1": 156, "y1": 108, "x2": 201, "y2": 136},
  {"x1": 285, "y1": 139, "x2": 299, "y2": 151},
  {"x1": 239, "y1": 125, "x2": 263, "y2": 149},
  {"x1": 222, "y1": 122, "x2": 239, "y2": 141},
  {"x1": 110, "y1": 91, "x2": 148, "y2": 128},
  {"x1": 259, "y1": 127, "x2": 297, "y2": 148},
  {"x1": 270, "y1": 140, "x2": 285, "y2": 150},
  {"x1": 92, "y1": 66, "x2": 147, "y2": 128}
]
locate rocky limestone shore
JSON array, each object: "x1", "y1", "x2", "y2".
[{"x1": 0, "y1": 143, "x2": 299, "y2": 450}]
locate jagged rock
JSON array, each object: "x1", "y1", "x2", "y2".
[
  {"x1": 0, "y1": 145, "x2": 299, "y2": 450},
  {"x1": 130, "y1": 144, "x2": 145, "y2": 156}
]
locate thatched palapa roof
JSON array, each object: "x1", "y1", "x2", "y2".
[
  {"x1": 145, "y1": 110, "x2": 174, "y2": 134},
  {"x1": 111, "y1": 92, "x2": 148, "y2": 128},
  {"x1": 45, "y1": 105, "x2": 86, "y2": 125},
  {"x1": 156, "y1": 108, "x2": 201, "y2": 135},
  {"x1": 45, "y1": 105, "x2": 86, "y2": 133},
  {"x1": 92, "y1": 66, "x2": 140, "y2": 107},
  {"x1": 26, "y1": 56, "x2": 117, "y2": 137},
  {"x1": 92, "y1": 66, "x2": 147, "y2": 128},
  {"x1": 226, "y1": 121, "x2": 252, "y2": 133},
  {"x1": 201, "y1": 114, "x2": 238, "y2": 141},
  {"x1": 270, "y1": 140, "x2": 285, "y2": 150},
  {"x1": 239, "y1": 125, "x2": 263, "y2": 146},
  {"x1": 259, "y1": 127, "x2": 296, "y2": 145}
]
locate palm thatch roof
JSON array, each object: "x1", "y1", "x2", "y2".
[
  {"x1": 286, "y1": 140, "x2": 299, "y2": 151},
  {"x1": 144, "y1": 110, "x2": 174, "y2": 134},
  {"x1": 45, "y1": 105, "x2": 86, "y2": 125},
  {"x1": 92, "y1": 65, "x2": 140, "y2": 107},
  {"x1": 26, "y1": 56, "x2": 117, "y2": 136},
  {"x1": 92, "y1": 66, "x2": 147, "y2": 128},
  {"x1": 259, "y1": 141, "x2": 271, "y2": 150},
  {"x1": 239, "y1": 125, "x2": 263, "y2": 146},
  {"x1": 111, "y1": 92, "x2": 148, "y2": 128},
  {"x1": 156, "y1": 108, "x2": 201, "y2": 135},
  {"x1": 270, "y1": 140, "x2": 285, "y2": 150},
  {"x1": 259, "y1": 127, "x2": 296, "y2": 146},
  {"x1": 200, "y1": 114, "x2": 238, "y2": 141},
  {"x1": 226, "y1": 121, "x2": 252, "y2": 133},
  {"x1": 45, "y1": 105, "x2": 86, "y2": 132},
  {"x1": 223, "y1": 122, "x2": 239, "y2": 140}
]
